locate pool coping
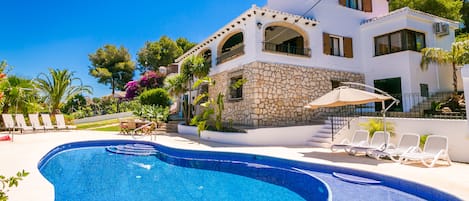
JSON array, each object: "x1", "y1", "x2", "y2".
[{"x1": 0, "y1": 131, "x2": 468, "y2": 200}]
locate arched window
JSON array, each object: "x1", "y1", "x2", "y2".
[
  {"x1": 217, "y1": 32, "x2": 245, "y2": 64},
  {"x1": 263, "y1": 24, "x2": 310, "y2": 57}
]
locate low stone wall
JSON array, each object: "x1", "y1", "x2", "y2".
[{"x1": 209, "y1": 61, "x2": 364, "y2": 127}]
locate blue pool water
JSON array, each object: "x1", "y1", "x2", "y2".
[{"x1": 38, "y1": 140, "x2": 461, "y2": 201}]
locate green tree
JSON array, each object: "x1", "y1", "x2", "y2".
[
  {"x1": 176, "y1": 37, "x2": 197, "y2": 53},
  {"x1": 460, "y1": 1, "x2": 469, "y2": 33},
  {"x1": 164, "y1": 74, "x2": 187, "y2": 98},
  {"x1": 137, "y1": 36, "x2": 183, "y2": 72},
  {"x1": 36, "y1": 68, "x2": 92, "y2": 114},
  {"x1": 389, "y1": 0, "x2": 463, "y2": 21},
  {"x1": 420, "y1": 40, "x2": 469, "y2": 94},
  {"x1": 180, "y1": 55, "x2": 210, "y2": 125},
  {"x1": 61, "y1": 94, "x2": 87, "y2": 114},
  {"x1": 0, "y1": 75, "x2": 38, "y2": 114},
  {"x1": 89, "y1": 44, "x2": 135, "y2": 96},
  {"x1": 138, "y1": 88, "x2": 171, "y2": 107}
]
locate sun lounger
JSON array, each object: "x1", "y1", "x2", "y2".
[
  {"x1": 399, "y1": 135, "x2": 451, "y2": 168},
  {"x1": 41, "y1": 114, "x2": 56, "y2": 130},
  {"x1": 346, "y1": 131, "x2": 390, "y2": 156},
  {"x1": 2, "y1": 114, "x2": 17, "y2": 133},
  {"x1": 55, "y1": 114, "x2": 77, "y2": 129},
  {"x1": 29, "y1": 114, "x2": 54, "y2": 132},
  {"x1": 368, "y1": 133, "x2": 420, "y2": 161},
  {"x1": 331, "y1": 129, "x2": 369, "y2": 152},
  {"x1": 14, "y1": 114, "x2": 34, "y2": 133}
]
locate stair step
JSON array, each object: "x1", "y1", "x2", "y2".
[
  {"x1": 307, "y1": 141, "x2": 331, "y2": 148},
  {"x1": 309, "y1": 137, "x2": 332, "y2": 143}
]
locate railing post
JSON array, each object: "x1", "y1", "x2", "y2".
[{"x1": 331, "y1": 116, "x2": 334, "y2": 142}]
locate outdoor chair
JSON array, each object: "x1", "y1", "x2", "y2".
[
  {"x1": 330, "y1": 129, "x2": 369, "y2": 152},
  {"x1": 346, "y1": 131, "x2": 390, "y2": 156},
  {"x1": 55, "y1": 114, "x2": 77, "y2": 129},
  {"x1": 368, "y1": 133, "x2": 420, "y2": 161},
  {"x1": 2, "y1": 114, "x2": 17, "y2": 133},
  {"x1": 28, "y1": 114, "x2": 53, "y2": 132},
  {"x1": 14, "y1": 114, "x2": 34, "y2": 133},
  {"x1": 399, "y1": 135, "x2": 451, "y2": 168},
  {"x1": 120, "y1": 118, "x2": 136, "y2": 134},
  {"x1": 41, "y1": 114, "x2": 56, "y2": 130}
]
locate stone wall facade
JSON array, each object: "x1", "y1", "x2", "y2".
[{"x1": 209, "y1": 62, "x2": 364, "y2": 127}]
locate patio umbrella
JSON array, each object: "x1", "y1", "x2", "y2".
[{"x1": 305, "y1": 83, "x2": 399, "y2": 149}]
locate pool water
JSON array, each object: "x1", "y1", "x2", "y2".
[
  {"x1": 38, "y1": 140, "x2": 461, "y2": 201},
  {"x1": 40, "y1": 147, "x2": 305, "y2": 201}
]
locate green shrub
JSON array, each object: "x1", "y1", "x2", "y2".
[
  {"x1": 359, "y1": 118, "x2": 395, "y2": 137},
  {"x1": 1, "y1": 170, "x2": 29, "y2": 201},
  {"x1": 138, "y1": 88, "x2": 170, "y2": 107}
]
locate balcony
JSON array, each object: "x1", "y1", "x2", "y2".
[
  {"x1": 216, "y1": 44, "x2": 245, "y2": 64},
  {"x1": 262, "y1": 42, "x2": 311, "y2": 57}
]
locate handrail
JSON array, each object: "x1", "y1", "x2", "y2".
[{"x1": 131, "y1": 121, "x2": 157, "y2": 140}]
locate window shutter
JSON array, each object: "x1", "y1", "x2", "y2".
[
  {"x1": 363, "y1": 0, "x2": 372, "y2": 12},
  {"x1": 344, "y1": 37, "x2": 353, "y2": 58},
  {"x1": 323, "y1": 33, "x2": 331, "y2": 55},
  {"x1": 339, "y1": 0, "x2": 346, "y2": 6}
]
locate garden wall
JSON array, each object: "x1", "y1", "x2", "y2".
[
  {"x1": 209, "y1": 61, "x2": 364, "y2": 127},
  {"x1": 342, "y1": 117, "x2": 469, "y2": 163}
]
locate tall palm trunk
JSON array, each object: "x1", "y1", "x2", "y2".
[{"x1": 452, "y1": 62, "x2": 458, "y2": 95}]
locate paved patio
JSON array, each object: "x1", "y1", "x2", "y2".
[{"x1": 0, "y1": 130, "x2": 468, "y2": 200}]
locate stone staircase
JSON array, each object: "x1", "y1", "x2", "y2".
[
  {"x1": 307, "y1": 117, "x2": 350, "y2": 148},
  {"x1": 409, "y1": 92, "x2": 452, "y2": 114}
]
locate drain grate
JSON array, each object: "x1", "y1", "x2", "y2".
[{"x1": 106, "y1": 144, "x2": 158, "y2": 156}]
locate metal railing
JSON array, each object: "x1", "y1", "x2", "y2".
[
  {"x1": 262, "y1": 42, "x2": 311, "y2": 57},
  {"x1": 216, "y1": 44, "x2": 245, "y2": 64}
]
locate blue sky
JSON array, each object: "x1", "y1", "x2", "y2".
[{"x1": 0, "y1": 0, "x2": 266, "y2": 97}]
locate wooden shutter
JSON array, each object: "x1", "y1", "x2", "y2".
[
  {"x1": 339, "y1": 0, "x2": 346, "y2": 6},
  {"x1": 344, "y1": 37, "x2": 353, "y2": 58},
  {"x1": 363, "y1": 0, "x2": 372, "y2": 12},
  {"x1": 323, "y1": 33, "x2": 331, "y2": 55}
]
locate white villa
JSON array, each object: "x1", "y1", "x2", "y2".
[{"x1": 176, "y1": 0, "x2": 459, "y2": 127}]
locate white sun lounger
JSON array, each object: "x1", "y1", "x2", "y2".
[
  {"x1": 41, "y1": 114, "x2": 56, "y2": 130},
  {"x1": 368, "y1": 133, "x2": 420, "y2": 161},
  {"x1": 29, "y1": 114, "x2": 54, "y2": 132},
  {"x1": 399, "y1": 135, "x2": 451, "y2": 168},
  {"x1": 331, "y1": 130, "x2": 369, "y2": 152},
  {"x1": 55, "y1": 114, "x2": 77, "y2": 129},
  {"x1": 346, "y1": 131, "x2": 390, "y2": 156},
  {"x1": 2, "y1": 114, "x2": 17, "y2": 133},
  {"x1": 14, "y1": 114, "x2": 34, "y2": 133}
]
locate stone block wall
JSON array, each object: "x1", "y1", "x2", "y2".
[{"x1": 208, "y1": 61, "x2": 364, "y2": 127}]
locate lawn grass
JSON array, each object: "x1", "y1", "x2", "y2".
[
  {"x1": 91, "y1": 125, "x2": 121, "y2": 132},
  {"x1": 76, "y1": 119, "x2": 120, "y2": 130}
]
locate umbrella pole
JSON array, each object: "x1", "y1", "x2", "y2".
[{"x1": 382, "y1": 100, "x2": 387, "y2": 150}]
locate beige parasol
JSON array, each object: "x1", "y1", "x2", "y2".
[
  {"x1": 305, "y1": 83, "x2": 399, "y2": 149},
  {"x1": 304, "y1": 86, "x2": 392, "y2": 109}
]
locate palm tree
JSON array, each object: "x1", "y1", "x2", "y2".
[
  {"x1": 180, "y1": 55, "x2": 210, "y2": 124},
  {"x1": 0, "y1": 75, "x2": 38, "y2": 114},
  {"x1": 420, "y1": 40, "x2": 469, "y2": 94},
  {"x1": 35, "y1": 68, "x2": 92, "y2": 114}
]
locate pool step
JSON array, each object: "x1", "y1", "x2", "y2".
[{"x1": 106, "y1": 144, "x2": 157, "y2": 156}]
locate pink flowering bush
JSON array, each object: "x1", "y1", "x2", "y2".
[{"x1": 125, "y1": 71, "x2": 165, "y2": 99}]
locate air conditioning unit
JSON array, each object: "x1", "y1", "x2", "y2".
[{"x1": 433, "y1": 22, "x2": 449, "y2": 36}]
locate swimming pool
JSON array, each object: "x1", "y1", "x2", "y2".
[{"x1": 38, "y1": 140, "x2": 461, "y2": 201}]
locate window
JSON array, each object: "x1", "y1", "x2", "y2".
[
  {"x1": 323, "y1": 32, "x2": 353, "y2": 58},
  {"x1": 374, "y1": 29, "x2": 426, "y2": 56},
  {"x1": 420, "y1": 84, "x2": 429, "y2": 97},
  {"x1": 331, "y1": 80, "x2": 342, "y2": 89},
  {"x1": 229, "y1": 76, "x2": 244, "y2": 100},
  {"x1": 347, "y1": 0, "x2": 361, "y2": 10},
  {"x1": 339, "y1": 0, "x2": 372, "y2": 12},
  {"x1": 330, "y1": 36, "x2": 341, "y2": 56}
]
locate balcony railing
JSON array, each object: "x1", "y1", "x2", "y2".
[
  {"x1": 262, "y1": 42, "x2": 311, "y2": 57},
  {"x1": 216, "y1": 44, "x2": 245, "y2": 64}
]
